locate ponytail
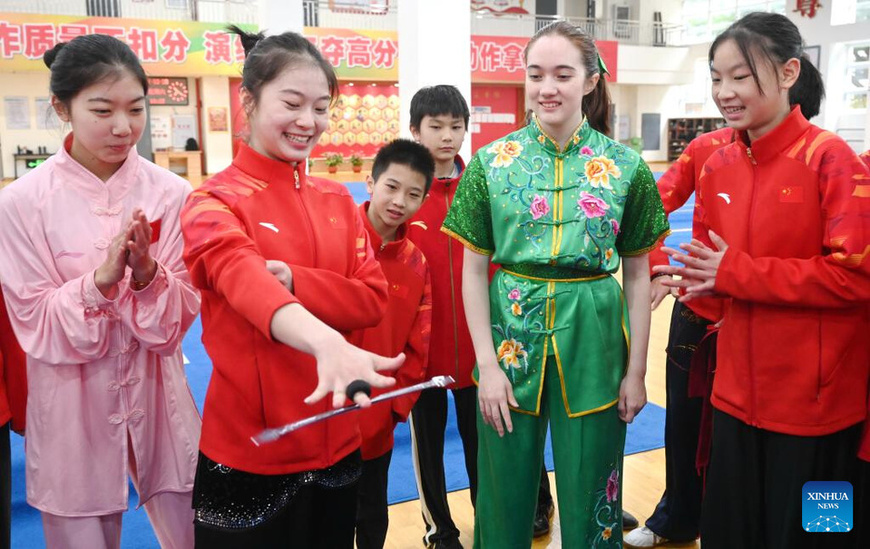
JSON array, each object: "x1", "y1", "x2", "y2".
[
  {"x1": 789, "y1": 54, "x2": 825, "y2": 120},
  {"x1": 227, "y1": 24, "x2": 265, "y2": 58},
  {"x1": 584, "y1": 76, "x2": 611, "y2": 135}
]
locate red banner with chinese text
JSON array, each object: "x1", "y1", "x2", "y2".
[
  {"x1": 0, "y1": 14, "x2": 618, "y2": 84},
  {"x1": 471, "y1": 35, "x2": 618, "y2": 83},
  {"x1": 0, "y1": 14, "x2": 399, "y2": 79},
  {"x1": 0, "y1": 13, "x2": 252, "y2": 76}
]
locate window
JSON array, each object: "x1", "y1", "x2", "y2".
[
  {"x1": 832, "y1": 0, "x2": 870, "y2": 24},
  {"x1": 845, "y1": 43, "x2": 870, "y2": 111},
  {"x1": 87, "y1": 0, "x2": 121, "y2": 17},
  {"x1": 680, "y1": 0, "x2": 785, "y2": 44}
]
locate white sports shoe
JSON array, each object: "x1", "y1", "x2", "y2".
[{"x1": 623, "y1": 526, "x2": 669, "y2": 548}]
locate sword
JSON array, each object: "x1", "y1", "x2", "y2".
[{"x1": 251, "y1": 375, "x2": 455, "y2": 446}]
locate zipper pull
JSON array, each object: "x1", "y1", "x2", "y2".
[
  {"x1": 746, "y1": 147, "x2": 757, "y2": 165},
  {"x1": 294, "y1": 170, "x2": 300, "y2": 189}
]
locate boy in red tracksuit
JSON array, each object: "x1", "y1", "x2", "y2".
[
  {"x1": 405, "y1": 86, "x2": 477, "y2": 549},
  {"x1": 406, "y1": 86, "x2": 554, "y2": 548},
  {"x1": 353, "y1": 139, "x2": 435, "y2": 549}
]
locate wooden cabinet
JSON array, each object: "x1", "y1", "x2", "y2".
[
  {"x1": 667, "y1": 117, "x2": 726, "y2": 161},
  {"x1": 154, "y1": 151, "x2": 203, "y2": 188}
]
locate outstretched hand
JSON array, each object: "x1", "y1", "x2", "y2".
[
  {"x1": 651, "y1": 231, "x2": 728, "y2": 301},
  {"x1": 305, "y1": 343, "x2": 404, "y2": 409}
]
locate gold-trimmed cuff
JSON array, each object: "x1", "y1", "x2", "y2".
[
  {"x1": 620, "y1": 228, "x2": 672, "y2": 257},
  {"x1": 440, "y1": 226, "x2": 494, "y2": 256}
]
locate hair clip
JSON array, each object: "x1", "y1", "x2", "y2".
[{"x1": 597, "y1": 54, "x2": 610, "y2": 76}]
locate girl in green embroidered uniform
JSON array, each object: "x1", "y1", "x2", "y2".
[{"x1": 442, "y1": 22, "x2": 669, "y2": 548}]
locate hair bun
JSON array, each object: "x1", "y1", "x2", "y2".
[
  {"x1": 43, "y1": 42, "x2": 66, "y2": 69},
  {"x1": 226, "y1": 25, "x2": 265, "y2": 57}
]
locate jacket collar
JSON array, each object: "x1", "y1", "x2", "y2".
[
  {"x1": 528, "y1": 112, "x2": 591, "y2": 156},
  {"x1": 428, "y1": 155, "x2": 466, "y2": 196},
  {"x1": 737, "y1": 106, "x2": 810, "y2": 164},
  {"x1": 359, "y1": 201, "x2": 407, "y2": 258},
  {"x1": 54, "y1": 133, "x2": 141, "y2": 201},
  {"x1": 233, "y1": 141, "x2": 307, "y2": 187}
]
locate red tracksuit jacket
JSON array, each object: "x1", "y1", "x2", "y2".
[
  {"x1": 696, "y1": 107, "x2": 870, "y2": 437},
  {"x1": 649, "y1": 127, "x2": 735, "y2": 322},
  {"x1": 354, "y1": 203, "x2": 432, "y2": 460},
  {"x1": 0, "y1": 291, "x2": 26, "y2": 433},
  {"x1": 861, "y1": 149, "x2": 870, "y2": 461},
  {"x1": 406, "y1": 157, "x2": 476, "y2": 389},
  {"x1": 181, "y1": 142, "x2": 388, "y2": 475}
]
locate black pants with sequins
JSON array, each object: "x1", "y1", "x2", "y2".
[{"x1": 193, "y1": 451, "x2": 360, "y2": 548}]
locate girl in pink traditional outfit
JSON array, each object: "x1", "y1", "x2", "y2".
[{"x1": 0, "y1": 35, "x2": 201, "y2": 548}]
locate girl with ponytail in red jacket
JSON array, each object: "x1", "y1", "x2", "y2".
[{"x1": 656, "y1": 13, "x2": 870, "y2": 549}]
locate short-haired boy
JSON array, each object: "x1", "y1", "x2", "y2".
[
  {"x1": 406, "y1": 85, "x2": 555, "y2": 548},
  {"x1": 354, "y1": 139, "x2": 435, "y2": 549}
]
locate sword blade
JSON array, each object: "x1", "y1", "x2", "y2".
[{"x1": 251, "y1": 375, "x2": 454, "y2": 446}]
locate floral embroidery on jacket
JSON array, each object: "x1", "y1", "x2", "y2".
[
  {"x1": 585, "y1": 155, "x2": 621, "y2": 189},
  {"x1": 578, "y1": 191, "x2": 610, "y2": 218},
  {"x1": 530, "y1": 194, "x2": 550, "y2": 220},
  {"x1": 496, "y1": 338, "x2": 527, "y2": 371},
  {"x1": 488, "y1": 140, "x2": 524, "y2": 168}
]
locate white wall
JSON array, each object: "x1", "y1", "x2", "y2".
[
  {"x1": 787, "y1": 1, "x2": 870, "y2": 147},
  {"x1": 399, "y1": 0, "x2": 473, "y2": 161},
  {"x1": 0, "y1": 73, "x2": 63, "y2": 179},
  {"x1": 610, "y1": 82, "x2": 681, "y2": 162},
  {"x1": 617, "y1": 44, "x2": 694, "y2": 85},
  {"x1": 200, "y1": 75, "x2": 234, "y2": 174}
]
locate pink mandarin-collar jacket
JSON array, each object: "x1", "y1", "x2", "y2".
[{"x1": 0, "y1": 136, "x2": 201, "y2": 516}]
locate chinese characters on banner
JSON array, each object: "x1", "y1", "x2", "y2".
[
  {"x1": 0, "y1": 14, "x2": 399, "y2": 79},
  {"x1": 0, "y1": 14, "x2": 620, "y2": 84},
  {"x1": 471, "y1": 35, "x2": 618, "y2": 83},
  {"x1": 0, "y1": 14, "x2": 249, "y2": 76},
  {"x1": 0, "y1": 14, "x2": 621, "y2": 83},
  {"x1": 303, "y1": 27, "x2": 398, "y2": 80}
]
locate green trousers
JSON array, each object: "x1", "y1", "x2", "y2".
[{"x1": 473, "y1": 359, "x2": 626, "y2": 548}]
